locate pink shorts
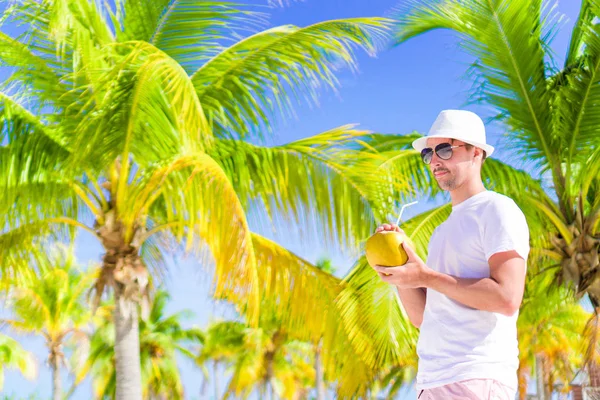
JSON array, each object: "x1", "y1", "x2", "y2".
[{"x1": 417, "y1": 379, "x2": 516, "y2": 400}]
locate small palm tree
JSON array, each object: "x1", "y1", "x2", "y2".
[
  {"x1": 517, "y1": 272, "x2": 591, "y2": 400},
  {"x1": 1, "y1": 246, "x2": 94, "y2": 400},
  {"x1": 198, "y1": 319, "x2": 314, "y2": 400},
  {"x1": 78, "y1": 289, "x2": 203, "y2": 399},
  {"x1": 0, "y1": 333, "x2": 37, "y2": 392}
]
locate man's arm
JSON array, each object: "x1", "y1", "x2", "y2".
[
  {"x1": 396, "y1": 287, "x2": 426, "y2": 328},
  {"x1": 425, "y1": 250, "x2": 526, "y2": 316},
  {"x1": 376, "y1": 246, "x2": 527, "y2": 317}
]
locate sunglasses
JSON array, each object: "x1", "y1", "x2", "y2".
[{"x1": 420, "y1": 143, "x2": 466, "y2": 164}]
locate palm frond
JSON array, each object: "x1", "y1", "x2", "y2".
[
  {"x1": 251, "y1": 233, "x2": 342, "y2": 344},
  {"x1": 191, "y1": 18, "x2": 392, "y2": 140},
  {"x1": 0, "y1": 333, "x2": 38, "y2": 390},
  {"x1": 336, "y1": 257, "x2": 418, "y2": 376},
  {"x1": 0, "y1": 219, "x2": 77, "y2": 282},
  {"x1": 393, "y1": 0, "x2": 557, "y2": 172},
  {"x1": 131, "y1": 153, "x2": 260, "y2": 324},
  {"x1": 354, "y1": 132, "x2": 553, "y2": 232},
  {"x1": 401, "y1": 204, "x2": 451, "y2": 260},
  {"x1": 149, "y1": 1, "x2": 268, "y2": 73},
  {"x1": 0, "y1": 29, "x2": 66, "y2": 102},
  {"x1": 360, "y1": 134, "x2": 441, "y2": 200},
  {"x1": 554, "y1": 3, "x2": 600, "y2": 193},
  {"x1": 2, "y1": 0, "x2": 112, "y2": 97},
  {"x1": 72, "y1": 41, "x2": 212, "y2": 173},
  {"x1": 565, "y1": 0, "x2": 597, "y2": 66},
  {"x1": 0, "y1": 91, "x2": 70, "y2": 177},
  {"x1": 115, "y1": 0, "x2": 170, "y2": 42},
  {"x1": 212, "y1": 126, "x2": 398, "y2": 252}
]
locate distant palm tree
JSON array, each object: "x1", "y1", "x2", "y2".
[
  {"x1": 0, "y1": 1, "x2": 394, "y2": 397},
  {"x1": 78, "y1": 289, "x2": 203, "y2": 400},
  {"x1": 197, "y1": 319, "x2": 314, "y2": 400},
  {"x1": 1, "y1": 246, "x2": 94, "y2": 400},
  {"x1": 517, "y1": 272, "x2": 591, "y2": 400},
  {"x1": 0, "y1": 333, "x2": 37, "y2": 392}
]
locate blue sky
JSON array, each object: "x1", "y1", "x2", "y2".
[{"x1": 1, "y1": 0, "x2": 582, "y2": 399}]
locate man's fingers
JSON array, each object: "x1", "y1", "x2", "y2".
[
  {"x1": 402, "y1": 241, "x2": 419, "y2": 260},
  {"x1": 375, "y1": 265, "x2": 403, "y2": 273},
  {"x1": 375, "y1": 224, "x2": 404, "y2": 233}
]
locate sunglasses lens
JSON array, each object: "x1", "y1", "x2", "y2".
[
  {"x1": 421, "y1": 148, "x2": 433, "y2": 164},
  {"x1": 436, "y1": 143, "x2": 453, "y2": 160}
]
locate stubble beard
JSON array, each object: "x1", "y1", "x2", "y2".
[{"x1": 436, "y1": 174, "x2": 457, "y2": 191}]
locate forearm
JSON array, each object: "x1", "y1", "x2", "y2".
[
  {"x1": 396, "y1": 287, "x2": 426, "y2": 328},
  {"x1": 426, "y1": 271, "x2": 518, "y2": 316}
]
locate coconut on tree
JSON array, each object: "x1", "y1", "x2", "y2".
[{"x1": 0, "y1": 0, "x2": 406, "y2": 398}]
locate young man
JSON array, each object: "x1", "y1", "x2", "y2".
[{"x1": 373, "y1": 110, "x2": 529, "y2": 400}]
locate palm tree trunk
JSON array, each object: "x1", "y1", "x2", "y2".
[
  {"x1": 51, "y1": 357, "x2": 61, "y2": 400},
  {"x1": 315, "y1": 342, "x2": 325, "y2": 400},
  {"x1": 214, "y1": 360, "x2": 219, "y2": 400},
  {"x1": 114, "y1": 287, "x2": 142, "y2": 400},
  {"x1": 269, "y1": 379, "x2": 275, "y2": 400},
  {"x1": 535, "y1": 355, "x2": 548, "y2": 400}
]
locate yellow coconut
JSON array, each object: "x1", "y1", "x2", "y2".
[{"x1": 365, "y1": 231, "x2": 414, "y2": 268}]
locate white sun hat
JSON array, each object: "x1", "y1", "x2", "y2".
[{"x1": 411, "y1": 109, "x2": 495, "y2": 157}]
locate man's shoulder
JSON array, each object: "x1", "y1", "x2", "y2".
[{"x1": 480, "y1": 191, "x2": 524, "y2": 215}]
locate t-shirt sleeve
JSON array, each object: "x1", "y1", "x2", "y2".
[{"x1": 481, "y1": 198, "x2": 530, "y2": 262}]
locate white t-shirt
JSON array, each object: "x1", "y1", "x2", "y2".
[{"x1": 415, "y1": 190, "x2": 530, "y2": 391}]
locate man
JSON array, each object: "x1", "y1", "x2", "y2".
[{"x1": 373, "y1": 109, "x2": 529, "y2": 400}]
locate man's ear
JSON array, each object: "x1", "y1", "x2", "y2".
[{"x1": 473, "y1": 146, "x2": 485, "y2": 164}]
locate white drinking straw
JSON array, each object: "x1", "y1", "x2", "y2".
[{"x1": 395, "y1": 201, "x2": 418, "y2": 226}]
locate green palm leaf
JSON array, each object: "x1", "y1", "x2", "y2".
[
  {"x1": 0, "y1": 334, "x2": 38, "y2": 391},
  {"x1": 130, "y1": 154, "x2": 260, "y2": 322},
  {"x1": 192, "y1": 19, "x2": 392, "y2": 139},
  {"x1": 553, "y1": 2, "x2": 600, "y2": 193},
  {"x1": 335, "y1": 257, "x2": 418, "y2": 379},
  {"x1": 565, "y1": 0, "x2": 597, "y2": 66},
  {"x1": 148, "y1": 1, "x2": 266, "y2": 73},
  {"x1": 72, "y1": 41, "x2": 211, "y2": 171},
  {"x1": 212, "y1": 125, "x2": 395, "y2": 251},
  {"x1": 251, "y1": 233, "x2": 341, "y2": 344}
]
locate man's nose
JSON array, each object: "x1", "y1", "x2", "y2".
[{"x1": 430, "y1": 152, "x2": 443, "y2": 167}]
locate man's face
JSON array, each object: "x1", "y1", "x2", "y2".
[{"x1": 424, "y1": 137, "x2": 479, "y2": 191}]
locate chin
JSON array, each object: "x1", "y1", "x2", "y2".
[{"x1": 437, "y1": 179, "x2": 456, "y2": 191}]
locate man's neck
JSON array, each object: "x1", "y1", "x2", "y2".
[{"x1": 449, "y1": 179, "x2": 487, "y2": 206}]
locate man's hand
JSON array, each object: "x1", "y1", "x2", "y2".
[
  {"x1": 374, "y1": 241, "x2": 432, "y2": 288},
  {"x1": 371, "y1": 223, "x2": 428, "y2": 328}
]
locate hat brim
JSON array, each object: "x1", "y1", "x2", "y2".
[{"x1": 411, "y1": 134, "x2": 494, "y2": 157}]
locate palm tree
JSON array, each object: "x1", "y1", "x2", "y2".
[
  {"x1": 517, "y1": 271, "x2": 591, "y2": 399},
  {"x1": 1, "y1": 246, "x2": 94, "y2": 400},
  {"x1": 0, "y1": 1, "x2": 399, "y2": 398},
  {"x1": 388, "y1": 0, "x2": 600, "y2": 384},
  {"x1": 78, "y1": 289, "x2": 203, "y2": 400},
  {"x1": 197, "y1": 318, "x2": 315, "y2": 400},
  {"x1": 0, "y1": 333, "x2": 37, "y2": 392}
]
